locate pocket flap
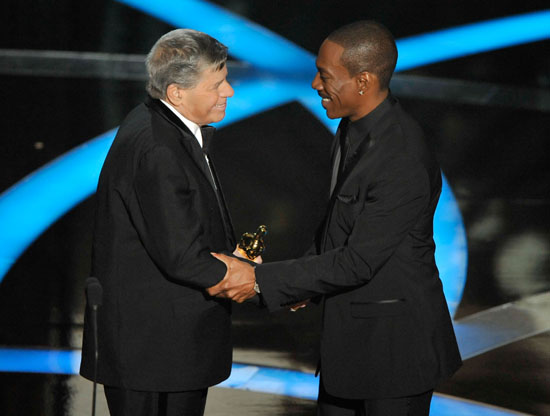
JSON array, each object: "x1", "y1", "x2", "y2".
[
  {"x1": 336, "y1": 193, "x2": 358, "y2": 204},
  {"x1": 350, "y1": 299, "x2": 407, "y2": 318},
  {"x1": 336, "y1": 183, "x2": 360, "y2": 203}
]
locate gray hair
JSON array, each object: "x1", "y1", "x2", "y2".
[
  {"x1": 145, "y1": 29, "x2": 228, "y2": 99},
  {"x1": 328, "y1": 21, "x2": 397, "y2": 90}
]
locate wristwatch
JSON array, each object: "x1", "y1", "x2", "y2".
[{"x1": 253, "y1": 280, "x2": 261, "y2": 294}]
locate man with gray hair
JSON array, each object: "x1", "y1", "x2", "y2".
[{"x1": 81, "y1": 28, "x2": 235, "y2": 416}]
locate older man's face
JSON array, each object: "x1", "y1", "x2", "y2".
[
  {"x1": 311, "y1": 40, "x2": 363, "y2": 121},
  {"x1": 178, "y1": 65, "x2": 234, "y2": 126}
]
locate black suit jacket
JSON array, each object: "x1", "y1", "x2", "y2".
[
  {"x1": 80, "y1": 97, "x2": 235, "y2": 392},
  {"x1": 256, "y1": 95, "x2": 462, "y2": 399}
]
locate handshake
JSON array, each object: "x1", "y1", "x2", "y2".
[
  {"x1": 206, "y1": 225, "x2": 307, "y2": 311},
  {"x1": 206, "y1": 225, "x2": 265, "y2": 302},
  {"x1": 206, "y1": 249, "x2": 260, "y2": 303}
]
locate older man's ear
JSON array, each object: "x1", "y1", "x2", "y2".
[{"x1": 165, "y1": 83, "x2": 184, "y2": 106}]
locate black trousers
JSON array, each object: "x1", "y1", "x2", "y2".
[
  {"x1": 317, "y1": 381, "x2": 433, "y2": 416},
  {"x1": 104, "y1": 385, "x2": 208, "y2": 416}
]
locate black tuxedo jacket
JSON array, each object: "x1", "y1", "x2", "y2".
[
  {"x1": 256, "y1": 95, "x2": 462, "y2": 399},
  {"x1": 80, "y1": 97, "x2": 235, "y2": 392}
]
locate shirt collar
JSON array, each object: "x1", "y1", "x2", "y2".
[
  {"x1": 347, "y1": 93, "x2": 394, "y2": 147},
  {"x1": 160, "y1": 99, "x2": 203, "y2": 147}
]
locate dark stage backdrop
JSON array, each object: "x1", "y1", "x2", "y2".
[{"x1": 0, "y1": 1, "x2": 549, "y2": 415}]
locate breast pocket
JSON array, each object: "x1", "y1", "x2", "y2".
[
  {"x1": 350, "y1": 298, "x2": 408, "y2": 318},
  {"x1": 336, "y1": 192, "x2": 358, "y2": 204},
  {"x1": 333, "y1": 185, "x2": 363, "y2": 232}
]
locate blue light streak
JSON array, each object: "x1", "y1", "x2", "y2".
[
  {"x1": 0, "y1": 347, "x2": 522, "y2": 415},
  {"x1": 433, "y1": 176, "x2": 467, "y2": 312},
  {"x1": 2, "y1": 4, "x2": 544, "y2": 289},
  {"x1": 0, "y1": 80, "x2": 466, "y2": 314},
  {"x1": 396, "y1": 10, "x2": 550, "y2": 71},
  {"x1": 0, "y1": 129, "x2": 117, "y2": 279},
  {"x1": 0, "y1": 348, "x2": 81, "y2": 375},
  {"x1": 0, "y1": 2, "x2": 546, "y2": 408},
  {"x1": 117, "y1": 0, "x2": 549, "y2": 74},
  {"x1": 218, "y1": 78, "x2": 311, "y2": 128},
  {"x1": 118, "y1": 0, "x2": 315, "y2": 75}
]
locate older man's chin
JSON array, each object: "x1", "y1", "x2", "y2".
[{"x1": 208, "y1": 109, "x2": 227, "y2": 123}]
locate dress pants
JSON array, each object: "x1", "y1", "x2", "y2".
[
  {"x1": 104, "y1": 385, "x2": 208, "y2": 416},
  {"x1": 317, "y1": 380, "x2": 433, "y2": 416}
]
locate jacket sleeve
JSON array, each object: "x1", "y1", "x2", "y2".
[
  {"x1": 256, "y1": 157, "x2": 433, "y2": 311},
  {"x1": 131, "y1": 145, "x2": 226, "y2": 289}
]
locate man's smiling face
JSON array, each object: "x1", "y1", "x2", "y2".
[{"x1": 311, "y1": 40, "x2": 364, "y2": 121}]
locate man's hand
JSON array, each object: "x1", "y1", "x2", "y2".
[{"x1": 207, "y1": 253, "x2": 257, "y2": 303}]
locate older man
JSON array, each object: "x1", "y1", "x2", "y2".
[
  {"x1": 80, "y1": 29, "x2": 235, "y2": 416},
  {"x1": 209, "y1": 21, "x2": 462, "y2": 415}
]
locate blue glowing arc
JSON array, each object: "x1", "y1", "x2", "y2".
[
  {"x1": 119, "y1": 0, "x2": 315, "y2": 75},
  {"x1": 0, "y1": 347, "x2": 523, "y2": 415},
  {"x1": 1, "y1": 3, "x2": 546, "y2": 316},
  {"x1": 396, "y1": 10, "x2": 550, "y2": 71},
  {"x1": 0, "y1": 130, "x2": 116, "y2": 278},
  {"x1": 0, "y1": 3, "x2": 547, "y2": 414}
]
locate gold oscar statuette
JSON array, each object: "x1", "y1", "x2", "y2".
[{"x1": 238, "y1": 225, "x2": 268, "y2": 260}]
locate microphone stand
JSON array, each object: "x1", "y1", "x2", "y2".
[
  {"x1": 91, "y1": 303, "x2": 98, "y2": 416},
  {"x1": 85, "y1": 277, "x2": 102, "y2": 416}
]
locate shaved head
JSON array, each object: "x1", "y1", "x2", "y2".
[{"x1": 327, "y1": 21, "x2": 397, "y2": 90}]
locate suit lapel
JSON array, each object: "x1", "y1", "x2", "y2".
[
  {"x1": 332, "y1": 134, "x2": 371, "y2": 196},
  {"x1": 329, "y1": 119, "x2": 348, "y2": 195},
  {"x1": 146, "y1": 97, "x2": 235, "y2": 246},
  {"x1": 202, "y1": 126, "x2": 237, "y2": 246},
  {"x1": 321, "y1": 96, "x2": 397, "y2": 252},
  {"x1": 333, "y1": 96, "x2": 397, "y2": 194},
  {"x1": 147, "y1": 97, "x2": 217, "y2": 190}
]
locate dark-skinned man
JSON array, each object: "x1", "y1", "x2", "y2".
[{"x1": 208, "y1": 21, "x2": 462, "y2": 416}]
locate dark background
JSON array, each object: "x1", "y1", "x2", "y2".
[{"x1": 0, "y1": 1, "x2": 549, "y2": 415}]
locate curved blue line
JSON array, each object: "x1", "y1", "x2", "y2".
[
  {"x1": 3, "y1": 3, "x2": 545, "y2": 323},
  {"x1": 0, "y1": 129, "x2": 117, "y2": 279},
  {"x1": 219, "y1": 78, "x2": 309, "y2": 127},
  {"x1": 0, "y1": 78, "x2": 467, "y2": 314},
  {"x1": 118, "y1": 0, "x2": 315, "y2": 75},
  {"x1": 1, "y1": 2, "x2": 544, "y2": 410},
  {"x1": 0, "y1": 348, "x2": 521, "y2": 415},
  {"x1": 116, "y1": 0, "x2": 549, "y2": 74},
  {"x1": 396, "y1": 10, "x2": 550, "y2": 71},
  {"x1": 434, "y1": 176, "x2": 468, "y2": 312},
  {"x1": 0, "y1": 348, "x2": 81, "y2": 374},
  {"x1": 3, "y1": 1, "x2": 541, "y2": 317}
]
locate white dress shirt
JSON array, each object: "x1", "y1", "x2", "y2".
[
  {"x1": 160, "y1": 100, "x2": 220, "y2": 191},
  {"x1": 160, "y1": 99, "x2": 203, "y2": 147}
]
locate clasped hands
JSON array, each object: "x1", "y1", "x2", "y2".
[
  {"x1": 206, "y1": 250, "x2": 258, "y2": 303},
  {"x1": 207, "y1": 247, "x2": 308, "y2": 311}
]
